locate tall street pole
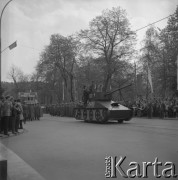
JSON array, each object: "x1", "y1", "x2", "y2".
[
  {"x1": 134, "y1": 61, "x2": 137, "y2": 101},
  {"x1": 0, "y1": 0, "x2": 14, "y2": 96}
]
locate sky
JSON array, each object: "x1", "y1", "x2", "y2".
[{"x1": 0, "y1": 0, "x2": 177, "y2": 81}]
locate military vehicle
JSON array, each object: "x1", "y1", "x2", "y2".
[
  {"x1": 18, "y1": 91, "x2": 38, "y2": 105},
  {"x1": 73, "y1": 84, "x2": 133, "y2": 123}
]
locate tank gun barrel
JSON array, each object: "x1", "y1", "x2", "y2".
[{"x1": 105, "y1": 83, "x2": 132, "y2": 95}]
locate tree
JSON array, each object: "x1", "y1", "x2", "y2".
[
  {"x1": 8, "y1": 65, "x2": 30, "y2": 97},
  {"x1": 159, "y1": 7, "x2": 178, "y2": 96},
  {"x1": 79, "y1": 7, "x2": 136, "y2": 92},
  {"x1": 139, "y1": 6, "x2": 178, "y2": 98},
  {"x1": 37, "y1": 34, "x2": 79, "y2": 102},
  {"x1": 8, "y1": 65, "x2": 22, "y2": 91}
]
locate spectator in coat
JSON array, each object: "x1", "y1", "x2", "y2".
[
  {"x1": 3, "y1": 96, "x2": 12, "y2": 136},
  {"x1": 10, "y1": 97, "x2": 17, "y2": 134},
  {"x1": 16, "y1": 99, "x2": 23, "y2": 129}
]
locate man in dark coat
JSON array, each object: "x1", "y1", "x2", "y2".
[{"x1": 82, "y1": 85, "x2": 89, "y2": 107}]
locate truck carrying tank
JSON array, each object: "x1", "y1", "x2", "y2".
[{"x1": 74, "y1": 84, "x2": 133, "y2": 123}]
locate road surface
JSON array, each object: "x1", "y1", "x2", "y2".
[{"x1": 1, "y1": 115, "x2": 178, "y2": 180}]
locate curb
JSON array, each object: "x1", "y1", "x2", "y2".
[{"x1": 0, "y1": 142, "x2": 45, "y2": 180}]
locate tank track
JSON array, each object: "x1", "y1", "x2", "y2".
[{"x1": 74, "y1": 108, "x2": 108, "y2": 123}]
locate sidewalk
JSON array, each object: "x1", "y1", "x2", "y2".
[{"x1": 0, "y1": 137, "x2": 45, "y2": 180}]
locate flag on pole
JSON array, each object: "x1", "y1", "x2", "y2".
[
  {"x1": 9, "y1": 41, "x2": 17, "y2": 50},
  {"x1": 177, "y1": 55, "x2": 178, "y2": 90},
  {"x1": 148, "y1": 65, "x2": 153, "y2": 93}
]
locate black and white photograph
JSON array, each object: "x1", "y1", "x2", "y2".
[{"x1": 0, "y1": 0, "x2": 178, "y2": 179}]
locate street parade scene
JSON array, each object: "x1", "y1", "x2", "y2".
[{"x1": 0, "y1": 0, "x2": 178, "y2": 180}]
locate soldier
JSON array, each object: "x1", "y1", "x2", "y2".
[
  {"x1": 27, "y1": 104, "x2": 31, "y2": 121},
  {"x1": 36, "y1": 103, "x2": 41, "y2": 120},
  {"x1": 14, "y1": 100, "x2": 20, "y2": 133},
  {"x1": 56, "y1": 104, "x2": 60, "y2": 116},
  {"x1": 82, "y1": 85, "x2": 89, "y2": 107},
  {"x1": 31, "y1": 104, "x2": 35, "y2": 121},
  {"x1": 22, "y1": 102, "x2": 28, "y2": 123},
  {"x1": 147, "y1": 99, "x2": 153, "y2": 119},
  {"x1": 34, "y1": 104, "x2": 37, "y2": 120},
  {"x1": 10, "y1": 97, "x2": 17, "y2": 134},
  {"x1": 89, "y1": 81, "x2": 96, "y2": 101},
  {"x1": 28, "y1": 104, "x2": 33, "y2": 121},
  {"x1": 16, "y1": 99, "x2": 24, "y2": 129},
  {"x1": 160, "y1": 100, "x2": 166, "y2": 119}
]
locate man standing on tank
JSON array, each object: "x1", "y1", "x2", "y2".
[
  {"x1": 82, "y1": 85, "x2": 89, "y2": 107},
  {"x1": 88, "y1": 81, "x2": 96, "y2": 101}
]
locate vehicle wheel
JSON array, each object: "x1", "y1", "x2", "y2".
[
  {"x1": 95, "y1": 109, "x2": 101, "y2": 122},
  {"x1": 89, "y1": 110, "x2": 93, "y2": 121},
  {"x1": 101, "y1": 109, "x2": 108, "y2": 123},
  {"x1": 118, "y1": 120, "x2": 123, "y2": 123}
]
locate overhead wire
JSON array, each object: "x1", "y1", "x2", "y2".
[
  {"x1": 18, "y1": 13, "x2": 176, "y2": 52},
  {"x1": 135, "y1": 13, "x2": 175, "y2": 32}
]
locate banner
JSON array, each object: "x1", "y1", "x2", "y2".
[
  {"x1": 9, "y1": 41, "x2": 17, "y2": 50},
  {"x1": 148, "y1": 65, "x2": 153, "y2": 93}
]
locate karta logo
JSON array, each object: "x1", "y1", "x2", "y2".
[{"x1": 105, "y1": 156, "x2": 178, "y2": 178}]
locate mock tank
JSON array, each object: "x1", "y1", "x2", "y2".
[{"x1": 73, "y1": 84, "x2": 133, "y2": 123}]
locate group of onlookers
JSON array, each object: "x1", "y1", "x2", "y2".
[
  {"x1": 46, "y1": 95, "x2": 178, "y2": 119},
  {"x1": 127, "y1": 97, "x2": 178, "y2": 118},
  {"x1": 0, "y1": 96, "x2": 24, "y2": 136},
  {"x1": 0, "y1": 95, "x2": 42, "y2": 136}
]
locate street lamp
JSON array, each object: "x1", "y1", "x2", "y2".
[{"x1": 0, "y1": 0, "x2": 14, "y2": 95}]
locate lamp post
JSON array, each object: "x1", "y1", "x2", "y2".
[{"x1": 0, "y1": 0, "x2": 14, "y2": 95}]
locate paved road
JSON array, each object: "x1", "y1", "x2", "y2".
[{"x1": 1, "y1": 115, "x2": 178, "y2": 180}]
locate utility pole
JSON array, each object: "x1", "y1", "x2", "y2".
[
  {"x1": 0, "y1": 0, "x2": 14, "y2": 95},
  {"x1": 177, "y1": 55, "x2": 178, "y2": 91},
  {"x1": 134, "y1": 61, "x2": 137, "y2": 101}
]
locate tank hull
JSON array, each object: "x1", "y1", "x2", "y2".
[{"x1": 74, "y1": 101, "x2": 133, "y2": 123}]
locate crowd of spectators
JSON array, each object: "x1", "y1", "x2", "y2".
[
  {"x1": 0, "y1": 95, "x2": 41, "y2": 137},
  {"x1": 45, "y1": 93, "x2": 178, "y2": 120},
  {"x1": 126, "y1": 97, "x2": 178, "y2": 119}
]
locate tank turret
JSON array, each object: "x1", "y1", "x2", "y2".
[{"x1": 92, "y1": 84, "x2": 132, "y2": 101}]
